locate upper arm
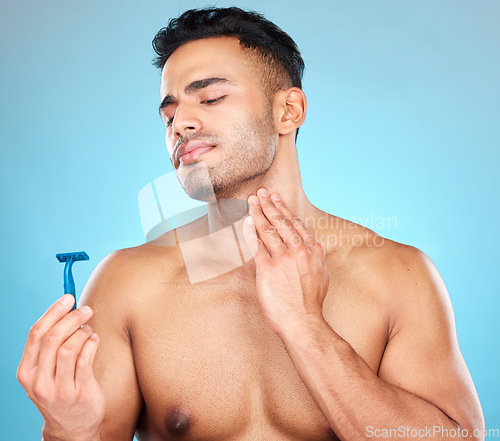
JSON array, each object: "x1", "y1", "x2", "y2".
[
  {"x1": 378, "y1": 247, "x2": 484, "y2": 433},
  {"x1": 79, "y1": 250, "x2": 144, "y2": 441}
]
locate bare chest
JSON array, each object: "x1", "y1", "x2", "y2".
[{"x1": 131, "y1": 263, "x2": 388, "y2": 440}]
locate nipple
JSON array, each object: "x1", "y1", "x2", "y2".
[{"x1": 166, "y1": 407, "x2": 191, "y2": 436}]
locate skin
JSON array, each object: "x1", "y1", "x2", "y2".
[{"x1": 17, "y1": 36, "x2": 484, "y2": 440}]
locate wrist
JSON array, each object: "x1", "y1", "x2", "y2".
[
  {"x1": 42, "y1": 422, "x2": 102, "y2": 441},
  {"x1": 276, "y1": 313, "x2": 328, "y2": 343}
]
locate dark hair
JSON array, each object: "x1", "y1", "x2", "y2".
[{"x1": 152, "y1": 7, "x2": 305, "y2": 94}]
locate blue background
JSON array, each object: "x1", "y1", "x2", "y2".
[{"x1": 1, "y1": 0, "x2": 498, "y2": 438}]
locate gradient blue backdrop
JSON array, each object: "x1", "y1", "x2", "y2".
[{"x1": 1, "y1": 1, "x2": 498, "y2": 439}]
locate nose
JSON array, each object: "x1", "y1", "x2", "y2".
[{"x1": 171, "y1": 102, "x2": 202, "y2": 138}]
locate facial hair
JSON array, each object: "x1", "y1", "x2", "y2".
[{"x1": 176, "y1": 103, "x2": 276, "y2": 202}]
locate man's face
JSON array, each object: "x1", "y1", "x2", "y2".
[{"x1": 159, "y1": 37, "x2": 278, "y2": 201}]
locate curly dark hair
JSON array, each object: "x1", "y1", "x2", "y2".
[{"x1": 152, "y1": 7, "x2": 305, "y2": 96}]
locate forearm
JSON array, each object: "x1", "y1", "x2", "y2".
[{"x1": 279, "y1": 317, "x2": 468, "y2": 441}]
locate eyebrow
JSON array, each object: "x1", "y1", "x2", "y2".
[{"x1": 158, "y1": 77, "x2": 232, "y2": 115}]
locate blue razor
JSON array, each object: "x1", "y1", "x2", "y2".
[{"x1": 56, "y1": 251, "x2": 89, "y2": 310}]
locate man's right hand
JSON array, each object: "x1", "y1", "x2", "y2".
[{"x1": 17, "y1": 294, "x2": 105, "y2": 441}]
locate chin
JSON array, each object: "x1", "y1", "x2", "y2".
[{"x1": 177, "y1": 170, "x2": 216, "y2": 203}]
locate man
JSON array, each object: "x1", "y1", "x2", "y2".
[{"x1": 18, "y1": 7, "x2": 484, "y2": 441}]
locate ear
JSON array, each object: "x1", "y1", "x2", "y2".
[{"x1": 273, "y1": 87, "x2": 307, "y2": 136}]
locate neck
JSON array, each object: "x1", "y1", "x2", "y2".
[{"x1": 205, "y1": 137, "x2": 320, "y2": 234}]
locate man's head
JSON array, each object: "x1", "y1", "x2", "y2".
[
  {"x1": 153, "y1": 7, "x2": 304, "y2": 99},
  {"x1": 153, "y1": 8, "x2": 306, "y2": 201}
]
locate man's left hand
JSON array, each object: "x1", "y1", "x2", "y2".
[{"x1": 243, "y1": 188, "x2": 329, "y2": 336}]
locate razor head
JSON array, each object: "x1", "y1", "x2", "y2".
[{"x1": 56, "y1": 251, "x2": 89, "y2": 263}]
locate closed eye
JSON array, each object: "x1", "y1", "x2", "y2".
[
  {"x1": 201, "y1": 95, "x2": 227, "y2": 105},
  {"x1": 164, "y1": 95, "x2": 227, "y2": 128}
]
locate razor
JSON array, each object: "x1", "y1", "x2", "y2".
[{"x1": 56, "y1": 251, "x2": 90, "y2": 310}]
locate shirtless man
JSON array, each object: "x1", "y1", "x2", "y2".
[{"x1": 18, "y1": 7, "x2": 484, "y2": 441}]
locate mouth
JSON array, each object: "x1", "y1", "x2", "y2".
[{"x1": 176, "y1": 141, "x2": 216, "y2": 166}]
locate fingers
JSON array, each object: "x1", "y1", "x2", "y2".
[
  {"x1": 249, "y1": 188, "x2": 326, "y2": 266},
  {"x1": 20, "y1": 294, "x2": 75, "y2": 373},
  {"x1": 267, "y1": 192, "x2": 316, "y2": 248},
  {"x1": 248, "y1": 193, "x2": 290, "y2": 257},
  {"x1": 75, "y1": 333, "x2": 99, "y2": 386},
  {"x1": 55, "y1": 324, "x2": 94, "y2": 388},
  {"x1": 17, "y1": 296, "x2": 105, "y2": 437},
  {"x1": 242, "y1": 216, "x2": 258, "y2": 257},
  {"x1": 36, "y1": 306, "x2": 94, "y2": 385},
  {"x1": 254, "y1": 188, "x2": 304, "y2": 249},
  {"x1": 268, "y1": 191, "x2": 326, "y2": 264}
]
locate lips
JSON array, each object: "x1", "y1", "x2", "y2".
[{"x1": 176, "y1": 140, "x2": 215, "y2": 165}]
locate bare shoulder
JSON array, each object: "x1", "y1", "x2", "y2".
[
  {"x1": 349, "y1": 233, "x2": 439, "y2": 290},
  {"x1": 350, "y1": 234, "x2": 452, "y2": 324},
  {"x1": 80, "y1": 239, "x2": 186, "y2": 316},
  {"x1": 321, "y1": 213, "x2": 449, "y2": 317},
  {"x1": 326, "y1": 216, "x2": 463, "y2": 362}
]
